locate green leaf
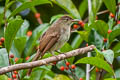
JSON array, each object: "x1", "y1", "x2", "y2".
[
  {"x1": 67, "y1": 57, "x2": 74, "y2": 64},
  {"x1": 16, "y1": 20, "x2": 29, "y2": 37},
  {"x1": 9, "y1": 58, "x2": 15, "y2": 65},
  {"x1": 84, "y1": 23, "x2": 89, "y2": 31},
  {"x1": 0, "y1": 27, "x2": 4, "y2": 38},
  {"x1": 0, "y1": 7, "x2": 11, "y2": 18},
  {"x1": 75, "y1": 57, "x2": 114, "y2": 75},
  {"x1": 89, "y1": 0, "x2": 102, "y2": 23},
  {"x1": 112, "y1": 42, "x2": 120, "y2": 57},
  {"x1": 88, "y1": 29, "x2": 103, "y2": 49},
  {"x1": 5, "y1": 17, "x2": 23, "y2": 53},
  {"x1": 44, "y1": 70, "x2": 55, "y2": 80},
  {"x1": 25, "y1": 54, "x2": 35, "y2": 62},
  {"x1": 24, "y1": 24, "x2": 49, "y2": 57},
  {"x1": 89, "y1": 11, "x2": 96, "y2": 24},
  {"x1": 5, "y1": 0, "x2": 9, "y2": 5},
  {"x1": 30, "y1": 67, "x2": 49, "y2": 80},
  {"x1": 77, "y1": 31, "x2": 89, "y2": 42},
  {"x1": 60, "y1": 43, "x2": 73, "y2": 52},
  {"x1": 14, "y1": 37, "x2": 27, "y2": 56},
  {"x1": 115, "y1": 69, "x2": 120, "y2": 78},
  {"x1": 6, "y1": 1, "x2": 15, "y2": 10},
  {"x1": 0, "y1": 75, "x2": 8, "y2": 80},
  {"x1": 43, "y1": 53, "x2": 52, "y2": 59},
  {"x1": 78, "y1": 0, "x2": 88, "y2": 18},
  {"x1": 89, "y1": 20, "x2": 109, "y2": 38},
  {"x1": 23, "y1": 76, "x2": 30, "y2": 80},
  {"x1": 91, "y1": 67, "x2": 98, "y2": 80},
  {"x1": 56, "y1": 60, "x2": 66, "y2": 69},
  {"x1": 16, "y1": 58, "x2": 23, "y2": 64},
  {"x1": 113, "y1": 24, "x2": 120, "y2": 30},
  {"x1": 103, "y1": 0, "x2": 116, "y2": 14},
  {"x1": 71, "y1": 35, "x2": 83, "y2": 49},
  {"x1": 17, "y1": 0, "x2": 25, "y2": 3},
  {"x1": 94, "y1": 48, "x2": 104, "y2": 59},
  {"x1": 1, "y1": 51, "x2": 14, "y2": 77},
  {"x1": 89, "y1": 0, "x2": 101, "y2": 23},
  {"x1": 109, "y1": 25, "x2": 120, "y2": 43},
  {"x1": 52, "y1": 0, "x2": 81, "y2": 19},
  {"x1": 108, "y1": 18, "x2": 114, "y2": 29},
  {"x1": 10, "y1": 42, "x2": 20, "y2": 57},
  {"x1": 9, "y1": 0, "x2": 51, "y2": 18},
  {"x1": 30, "y1": 70, "x2": 45, "y2": 80},
  {"x1": 0, "y1": 48, "x2": 9, "y2": 67},
  {"x1": 94, "y1": 48, "x2": 102, "y2": 55},
  {"x1": 53, "y1": 74, "x2": 71, "y2": 80},
  {"x1": 0, "y1": 13, "x2": 4, "y2": 28},
  {"x1": 75, "y1": 67, "x2": 85, "y2": 79},
  {"x1": 104, "y1": 78, "x2": 116, "y2": 80},
  {"x1": 60, "y1": 43, "x2": 74, "y2": 64},
  {"x1": 102, "y1": 50, "x2": 114, "y2": 64},
  {"x1": 92, "y1": 0, "x2": 102, "y2": 14}
]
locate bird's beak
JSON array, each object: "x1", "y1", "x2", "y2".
[{"x1": 72, "y1": 19, "x2": 80, "y2": 22}]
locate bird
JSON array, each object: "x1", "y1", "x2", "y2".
[{"x1": 27, "y1": 15, "x2": 78, "y2": 75}]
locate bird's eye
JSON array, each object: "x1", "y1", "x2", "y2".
[{"x1": 65, "y1": 18, "x2": 69, "y2": 21}]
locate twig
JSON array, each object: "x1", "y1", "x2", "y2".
[
  {"x1": 29, "y1": 0, "x2": 43, "y2": 24},
  {"x1": 83, "y1": 3, "x2": 120, "y2": 23},
  {"x1": 37, "y1": 17, "x2": 43, "y2": 24},
  {"x1": 88, "y1": 66, "x2": 95, "y2": 72},
  {"x1": 8, "y1": 60, "x2": 13, "y2": 79},
  {"x1": 68, "y1": 67, "x2": 79, "y2": 80},
  {"x1": 83, "y1": 10, "x2": 109, "y2": 23},
  {"x1": 110, "y1": 64, "x2": 116, "y2": 79},
  {"x1": 86, "y1": 52, "x2": 91, "y2": 80},
  {"x1": 0, "y1": 45, "x2": 95, "y2": 75},
  {"x1": 96, "y1": 70, "x2": 103, "y2": 80},
  {"x1": 17, "y1": 71, "x2": 21, "y2": 80},
  {"x1": 86, "y1": 0, "x2": 92, "y2": 80},
  {"x1": 64, "y1": 60, "x2": 79, "y2": 80},
  {"x1": 99, "y1": 69, "x2": 104, "y2": 80},
  {"x1": 96, "y1": 10, "x2": 109, "y2": 15},
  {"x1": 27, "y1": 48, "x2": 41, "y2": 76},
  {"x1": 55, "y1": 51, "x2": 79, "y2": 80}
]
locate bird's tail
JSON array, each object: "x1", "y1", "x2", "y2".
[
  {"x1": 27, "y1": 49, "x2": 41, "y2": 76},
  {"x1": 32, "y1": 49, "x2": 41, "y2": 61}
]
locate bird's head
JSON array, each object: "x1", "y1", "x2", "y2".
[{"x1": 56, "y1": 15, "x2": 79, "y2": 26}]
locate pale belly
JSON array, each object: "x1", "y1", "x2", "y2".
[{"x1": 50, "y1": 27, "x2": 71, "y2": 51}]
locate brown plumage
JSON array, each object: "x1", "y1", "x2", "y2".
[{"x1": 27, "y1": 15, "x2": 74, "y2": 75}]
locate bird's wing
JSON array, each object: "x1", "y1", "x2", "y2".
[
  {"x1": 40, "y1": 35, "x2": 59, "y2": 57},
  {"x1": 39, "y1": 27, "x2": 60, "y2": 53}
]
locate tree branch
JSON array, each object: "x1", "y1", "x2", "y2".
[{"x1": 0, "y1": 45, "x2": 95, "y2": 75}]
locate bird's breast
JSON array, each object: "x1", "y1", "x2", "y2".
[
  {"x1": 56, "y1": 27, "x2": 71, "y2": 47},
  {"x1": 49, "y1": 26, "x2": 71, "y2": 51},
  {"x1": 60, "y1": 27, "x2": 71, "y2": 42}
]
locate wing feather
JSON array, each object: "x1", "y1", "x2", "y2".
[
  {"x1": 39, "y1": 26, "x2": 60, "y2": 53},
  {"x1": 40, "y1": 35, "x2": 59, "y2": 57}
]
